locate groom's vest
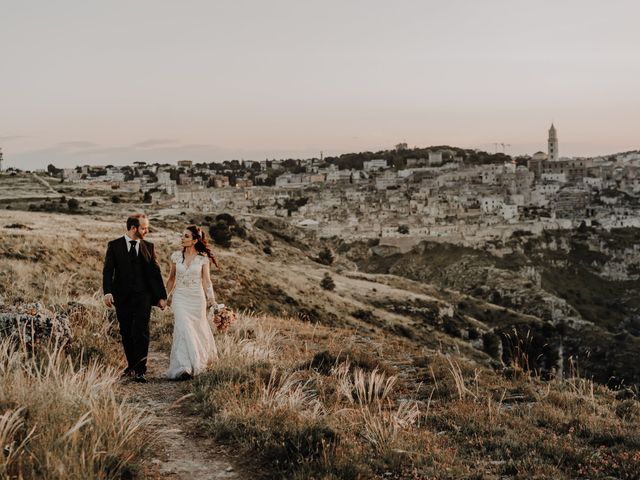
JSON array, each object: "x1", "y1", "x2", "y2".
[{"x1": 129, "y1": 250, "x2": 146, "y2": 293}]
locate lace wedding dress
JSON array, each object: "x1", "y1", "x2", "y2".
[{"x1": 167, "y1": 251, "x2": 218, "y2": 379}]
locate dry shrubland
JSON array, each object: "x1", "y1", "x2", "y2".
[
  {"x1": 0, "y1": 337, "x2": 149, "y2": 479},
  {"x1": 0, "y1": 217, "x2": 151, "y2": 479},
  {"x1": 1, "y1": 212, "x2": 639, "y2": 479},
  {"x1": 191, "y1": 312, "x2": 640, "y2": 479}
]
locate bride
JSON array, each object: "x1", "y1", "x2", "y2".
[{"x1": 165, "y1": 225, "x2": 220, "y2": 380}]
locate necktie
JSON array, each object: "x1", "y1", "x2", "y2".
[{"x1": 129, "y1": 240, "x2": 138, "y2": 260}]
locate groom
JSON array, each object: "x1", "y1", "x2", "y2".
[{"x1": 103, "y1": 213, "x2": 167, "y2": 383}]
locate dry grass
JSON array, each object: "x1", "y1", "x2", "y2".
[
  {"x1": 0, "y1": 339, "x2": 149, "y2": 479},
  {"x1": 191, "y1": 312, "x2": 640, "y2": 479},
  {"x1": 192, "y1": 313, "x2": 454, "y2": 478},
  {"x1": 0, "y1": 212, "x2": 154, "y2": 479},
  {"x1": 360, "y1": 400, "x2": 421, "y2": 454},
  {"x1": 2, "y1": 211, "x2": 640, "y2": 479}
]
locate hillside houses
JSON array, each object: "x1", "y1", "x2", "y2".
[{"x1": 41, "y1": 144, "x2": 640, "y2": 247}]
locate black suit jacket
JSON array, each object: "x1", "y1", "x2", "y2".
[{"x1": 102, "y1": 237, "x2": 167, "y2": 306}]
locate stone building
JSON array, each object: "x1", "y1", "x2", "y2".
[
  {"x1": 554, "y1": 187, "x2": 589, "y2": 219},
  {"x1": 548, "y1": 123, "x2": 559, "y2": 162}
]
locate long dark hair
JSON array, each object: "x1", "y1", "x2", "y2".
[{"x1": 183, "y1": 225, "x2": 217, "y2": 264}]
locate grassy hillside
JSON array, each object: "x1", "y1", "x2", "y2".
[
  {"x1": 343, "y1": 230, "x2": 640, "y2": 389},
  {"x1": 0, "y1": 210, "x2": 639, "y2": 479}
]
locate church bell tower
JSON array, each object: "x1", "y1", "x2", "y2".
[{"x1": 548, "y1": 123, "x2": 558, "y2": 162}]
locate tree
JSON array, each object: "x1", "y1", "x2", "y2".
[
  {"x1": 47, "y1": 164, "x2": 62, "y2": 177},
  {"x1": 317, "y1": 247, "x2": 334, "y2": 265},
  {"x1": 208, "y1": 213, "x2": 245, "y2": 247},
  {"x1": 320, "y1": 273, "x2": 335, "y2": 291},
  {"x1": 209, "y1": 220, "x2": 232, "y2": 247}
]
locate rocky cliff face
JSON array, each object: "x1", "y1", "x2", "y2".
[{"x1": 343, "y1": 228, "x2": 640, "y2": 388}]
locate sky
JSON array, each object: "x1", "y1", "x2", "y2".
[{"x1": 1, "y1": 0, "x2": 639, "y2": 169}]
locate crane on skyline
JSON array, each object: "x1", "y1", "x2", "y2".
[{"x1": 492, "y1": 142, "x2": 511, "y2": 153}]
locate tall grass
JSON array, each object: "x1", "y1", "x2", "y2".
[
  {"x1": 260, "y1": 369, "x2": 324, "y2": 417},
  {"x1": 0, "y1": 338, "x2": 148, "y2": 479},
  {"x1": 360, "y1": 400, "x2": 421, "y2": 454},
  {"x1": 192, "y1": 313, "x2": 435, "y2": 478}
]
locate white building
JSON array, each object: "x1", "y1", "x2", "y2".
[
  {"x1": 480, "y1": 196, "x2": 503, "y2": 214},
  {"x1": 428, "y1": 151, "x2": 443, "y2": 166},
  {"x1": 326, "y1": 169, "x2": 352, "y2": 184},
  {"x1": 375, "y1": 170, "x2": 399, "y2": 189},
  {"x1": 583, "y1": 177, "x2": 603, "y2": 189},
  {"x1": 501, "y1": 204, "x2": 519, "y2": 221},
  {"x1": 363, "y1": 159, "x2": 388, "y2": 171},
  {"x1": 541, "y1": 173, "x2": 567, "y2": 183}
]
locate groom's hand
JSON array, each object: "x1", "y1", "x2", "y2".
[
  {"x1": 158, "y1": 299, "x2": 167, "y2": 310},
  {"x1": 103, "y1": 294, "x2": 114, "y2": 309}
]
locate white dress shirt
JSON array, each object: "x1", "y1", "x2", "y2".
[{"x1": 124, "y1": 234, "x2": 140, "y2": 254}]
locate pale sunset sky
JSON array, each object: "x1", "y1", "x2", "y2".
[{"x1": 1, "y1": 0, "x2": 638, "y2": 169}]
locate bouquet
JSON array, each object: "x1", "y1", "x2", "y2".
[{"x1": 210, "y1": 304, "x2": 237, "y2": 332}]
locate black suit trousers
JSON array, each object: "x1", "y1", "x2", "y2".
[{"x1": 115, "y1": 292, "x2": 152, "y2": 375}]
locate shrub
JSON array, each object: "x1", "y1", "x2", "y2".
[
  {"x1": 352, "y1": 309, "x2": 375, "y2": 322},
  {"x1": 208, "y1": 213, "x2": 246, "y2": 247},
  {"x1": 320, "y1": 273, "x2": 335, "y2": 291},
  {"x1": 316, "y1": 247, "x2": 334, "y2": 265},
  {"x1": 483, "y1": 332, "x2": 502, "y2": 359},
  {"x1": 67, "y1": 198, "x2": 79, "y2": 211}
]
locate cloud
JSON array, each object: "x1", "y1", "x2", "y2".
[
  {"x1": 132, "y1": 138, "x2": 179, "y2": 148},
  {"x1": 56, "y1": 141, "x2": 99, "y2": 149},
  {"x1": 0, "y1": 135, "x2": 29, "y2": 142}
]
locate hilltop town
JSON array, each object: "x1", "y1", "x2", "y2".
[{"x1": 4, "y1": 125, "x2": 640, "y2": 249}]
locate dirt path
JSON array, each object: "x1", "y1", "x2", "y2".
[{"x1": 123, "y1": 349, "x2": 248, "y2": 480}]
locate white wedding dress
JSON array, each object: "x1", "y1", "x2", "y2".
[{"x1": 167, "y1": 251, "x2": 218, "y2": 379}]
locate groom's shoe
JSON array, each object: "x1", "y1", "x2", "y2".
[
  {"x1": 133, "y1": 373, "x2": 148, "y2": 383},
  {"x1": 121, "y1": 368, "x2": 134, "y2": 380}
]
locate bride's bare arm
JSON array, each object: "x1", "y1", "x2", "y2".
[
  {"x1": 165, "y1": 263, "x2": 177, "y2": 304},
  {"x1": 202, "y1": 261, "x2": 215, "y2": 306}
]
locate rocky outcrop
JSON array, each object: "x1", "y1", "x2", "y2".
[
  {"x1": 0, "y1": 302, "x2": 72, "y2": 345},
  {"x1": 345, "y1": 229, "x2": 640, "y2": 387}
]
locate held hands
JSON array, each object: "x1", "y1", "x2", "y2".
[
  {"x1": 103, "y1": 294, "x2": 114, "y2": 309},
  {"x1": 104, "y1": 294, "x2": 169, "y2": 310}
]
